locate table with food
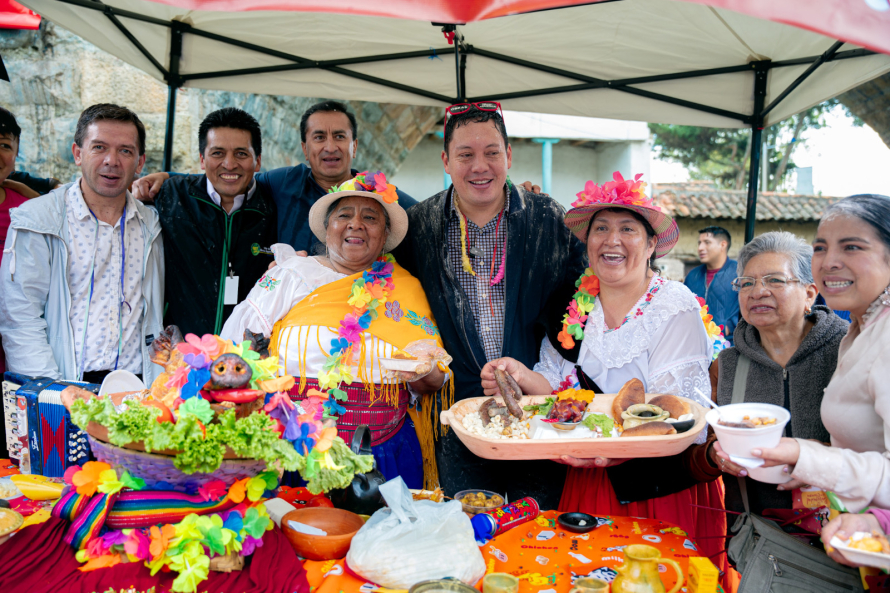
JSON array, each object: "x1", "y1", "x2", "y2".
[{"x1": 0, "y1": 328, "x2": 883, "y2": 593}]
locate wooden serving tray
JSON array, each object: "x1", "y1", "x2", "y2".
[{"x1": 440, "y1": 393, "x2": 707, "y2": 460}]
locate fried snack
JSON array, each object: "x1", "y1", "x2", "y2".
[
  {"x1": 647, "y1": 394, "x2": 690, "y2": 419},
  {"x1": 848, "y1": 531, "x2": 890, "y2": 554},
  {"x1": 391, "y1": 349, "x2": 418, "y2": 360},
  {"x1": 620, "y1": 421, "x2": 677, "y2": 437},
  {"x1": 612, "y1": 378, "x2": 645, "y2": 421}
]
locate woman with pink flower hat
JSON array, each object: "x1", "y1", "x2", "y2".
[{"x1": 482, "y1": 172, "x2": 730, "y2": 579}]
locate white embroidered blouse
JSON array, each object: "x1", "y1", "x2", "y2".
[{"x1": 533, "y1": 275, "x2": 713, "y2": 440}]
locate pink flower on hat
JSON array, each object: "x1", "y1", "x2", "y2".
[{"x1": 572, "y1": 172, "x2": 656, "y2": 209}]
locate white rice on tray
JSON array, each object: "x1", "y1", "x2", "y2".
[{"x1": 461, "y1": 411, "x2": 530, "y2": 439}]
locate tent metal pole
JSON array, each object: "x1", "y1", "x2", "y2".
[
  {"x1": 744, "y1": 62, "x2": 770, "y2": 244},
  {"x1": 454, "y1": 28, "x2": 463, "y2": 102},
  {"x1": 163, "y1": 24, "x2": 184, "y2": 172}
]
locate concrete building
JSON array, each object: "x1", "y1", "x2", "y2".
[
  {"x1": 653, "y1": 181, "x2": 841, "y2": 280},
  {"x1": 391, "y1": 111, "x2": 651, "y2": 208}
]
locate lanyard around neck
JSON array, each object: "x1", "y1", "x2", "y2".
[{"x1": 77, "y1": 204, "x2": 130, "y2": 380}]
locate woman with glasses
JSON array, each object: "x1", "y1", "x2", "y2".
[
  {"x1": 686, "y1": 231, "x2": 849, "y2": 521},
  {"x1": 754, "y1": 196, "x2": 890, "y2": 554}
]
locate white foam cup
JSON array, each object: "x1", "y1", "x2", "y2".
[{"x1": 706, "y1": 403, "x2": 790, "y2": 459}]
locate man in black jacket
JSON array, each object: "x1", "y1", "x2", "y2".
[
  {"x1": 154, "y1": 108, "x2": 276, "y2": 336},
  {"x1": 393, "y1": 104, "x2": 587, "y2": 509}
]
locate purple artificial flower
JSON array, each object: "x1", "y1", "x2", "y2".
[{"x1": 241, "y1": 535, "x2": 264, "y2": 556}]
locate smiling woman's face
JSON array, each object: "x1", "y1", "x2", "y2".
[
  {"x1": 739, "y1": 252, "x2": 816, "y2": 331},
  {"x1": 325, "y1": 196, "x2": 388, "y2": 273},
  {"x1": 586, "y1": 209, "x2": 656, "y2": 289},
  {"x1": 812, "y1": 214, "x2": 890, "y2": 320}
]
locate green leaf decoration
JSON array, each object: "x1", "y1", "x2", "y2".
[
  {"x1": 119, "y1": 471, "x2": 146, "y2": 491},
  {"x1": 178, "y1": 397, "x2": 215, "y2": 425}
]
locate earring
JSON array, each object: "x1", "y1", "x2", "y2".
[{"x1": 804, "y1": 307, "x2": 812, "y2": 316}]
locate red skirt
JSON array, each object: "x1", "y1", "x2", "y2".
[{"x1": 560, "y1": 468, "x2": 736, "y2": 592}]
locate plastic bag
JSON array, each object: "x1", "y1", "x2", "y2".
[
  {"x1": 346, "y1": 477, "x2": 485, "y2": 588},
  {"x1": 384, "y1": 339, "x2": 453, "y2": 382}
]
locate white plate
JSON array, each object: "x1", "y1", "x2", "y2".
[
  {"x1": 0, "y1": 477, "x2": 22, "y2": 501},
  {"x1": 830, "y1": 535, "x2": 890, "y2": 571},
  {"x1": 379, "y1": 357, "x2": 428, "y2": 372}
]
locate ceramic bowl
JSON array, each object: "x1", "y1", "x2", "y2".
[
  {"x1": 281, "y1": 507, "x2": 365, "y2": 560},
  {"x1": 557, "y1": 512, "x2": 600, "y2": 533},
  {"x1": 705, "y1": 403, "x2": 790, "y2": 458},
  {"x1": 551, "y1": 420, "x2": 583, "y2": 431}
]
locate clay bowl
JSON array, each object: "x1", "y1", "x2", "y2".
[{"x1": 281, "y1": 507, "x2": 365, "y2": 560}]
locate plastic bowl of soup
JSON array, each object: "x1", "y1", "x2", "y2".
[{"x1": 706, "y1": 403, "x2": 790, "y2": 459}]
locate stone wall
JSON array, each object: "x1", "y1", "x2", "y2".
[{"x1": 0, "y1": 22, "x2": 440, "y2": 183}]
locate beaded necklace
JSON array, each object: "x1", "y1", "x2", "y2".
[{"x1": 452, "y1": 188, "x2": 507, "y2": 286}]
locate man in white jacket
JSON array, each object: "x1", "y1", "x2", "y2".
[{"x1": 0, "y1": 104, "x2": 164, "y2": 384}]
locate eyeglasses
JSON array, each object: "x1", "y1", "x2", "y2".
[
  {"x1": 445, "y1": 101, "x2": 503, "y2": 121},
  {"x1": 732, "y1": 274, "x2": 802, "y2": 292}
]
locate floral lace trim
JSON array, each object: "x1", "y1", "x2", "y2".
[
  {"x1": 863, "y1": 286, "x2": 890, "y2": 325},
  {"x1": 581, "y1": 278, "x2": 701, "y2": 369},
  {"x1": 603, "y1": 275, "x2": 666, "y2": 334}
]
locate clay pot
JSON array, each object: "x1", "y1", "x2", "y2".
[{"x1": 281, "y1": 507, "x2": 365, "y2": 561}]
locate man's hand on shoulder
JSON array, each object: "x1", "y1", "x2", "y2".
[
  {"x1": 2, "y1": 179, "x2": 41, "y2": 199},
  {"x1": 518, "y1": 181, "x2": 546, "y2": 196},
  {"x1": 132, "y1": 172, "x2": 171, "y2": 203}
]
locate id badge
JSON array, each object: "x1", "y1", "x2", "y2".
[{"x1": 224, "y1": 275, "x2": 240, "y2": 305}]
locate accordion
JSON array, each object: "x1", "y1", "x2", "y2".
[{"x1": 2, "y1": 374, "x2": 97, "y2": 477}]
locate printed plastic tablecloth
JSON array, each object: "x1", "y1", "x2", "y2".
[{"x1": 302, "y1": 510, "x2": 724, "y2": 593}]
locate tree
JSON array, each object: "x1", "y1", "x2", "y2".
[
  {"x1": 839, "y1": 72, "x2": 890, "y2": 150},
  {"x1": 650, "y1": 100, "x2": 860, "y2": 192}
]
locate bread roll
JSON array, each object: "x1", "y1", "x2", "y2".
[
  {"x1": 612, "y1": 378, "x2": 645, "y2": 420},
  {"x1": 647, "y1": 394, "x2": 690, "y2": 419},
  {"x1": 620, "y1": 421, "x2": 677, "y2": 437}
]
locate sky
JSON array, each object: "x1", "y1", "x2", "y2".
[{"x1": 650, "y1": 110, "x2": 890, "y2": 198}]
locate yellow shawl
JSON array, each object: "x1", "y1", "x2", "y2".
[{"x1": 269, "y1": 261, "x2": 451, "y2": 489}]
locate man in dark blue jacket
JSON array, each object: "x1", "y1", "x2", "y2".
[
  {"x1": 132, "y1": 100, "x2": 416, "y2": 252},
  {"x1": 684, "y1": 225, "x2": 740, "y2": 344}
]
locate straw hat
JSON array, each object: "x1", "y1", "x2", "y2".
[
  {"x1": 564, "y1": 172, "x2": 679, "y2": 259},
  {"x1": 308, "y1": 171, "x2": 408, "y2": 253}
]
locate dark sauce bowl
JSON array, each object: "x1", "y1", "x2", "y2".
[{"x1": 557, "y1": 512, "x2": 600, "y2": 533}]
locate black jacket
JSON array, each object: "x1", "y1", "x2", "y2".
[
  {"x1": 393, "y1": 184, "x2": 588, "y2": 506},
  {"x1": 155, "y1": 174, "x2": 277, "y2": 336}
]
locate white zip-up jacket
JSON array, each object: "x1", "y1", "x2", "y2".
[{"x1": 0, "y1": 183, "x2": 164, "y2": 383}]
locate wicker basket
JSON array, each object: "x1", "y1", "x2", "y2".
[{"x1": 89, "y1": 436, "x2": 267, "y2": 490}]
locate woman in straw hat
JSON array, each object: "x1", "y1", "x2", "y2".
[
  {"x1": 222, "y1": 172, "x2": 450, "y2": 489},
  {"x1": 481, "y1": 172, "x2": 730, "y2": 578}
]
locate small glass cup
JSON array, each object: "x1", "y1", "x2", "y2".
[
  {"x1": 569, "y1": 577, "x2": 609, "y2": 593},
  {"x1": 483, "y1": 573, "x2": 519, "y2": 593}
]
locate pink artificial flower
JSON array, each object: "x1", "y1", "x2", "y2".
[
  {"x1": 87, "y1": 536, "x2": 111, "y2": 558},
  {"x1": 338, "y1": 314, "x2": 363, "y2": 343},
  {"x1": 124, "y1": 529, "x2": 151, "y2": 560},
  {"x1": 165, "y1": 364, "x2": 190, "y2": 390},
  {"x1": 197, "y1": 480, "x2": 228, "y2": 502}
]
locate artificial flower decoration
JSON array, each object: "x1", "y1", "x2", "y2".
[
  {"x1": 124, "y1": 528, "x2": 151, "y2": 560},
  {"x1": 314, "y1": 427, "x2": 338, "y2": 452},
  {"x1": 291, "y1": 422, "x2": 318, "y2": 455},
  {"x1": 241, "y1": 506, "x2": 271, "y2": 539},
  {"x1": 78, "y1": 554, "x2": 121, "y2": 572},
  {"x1": 177, "y1": 333, "x2": 225, "y2": 360},
  {"x1": 165, "y1": 364, "x2": 191, "y2": 390},
  {"x1": 228, "y1": 477, "x2": 249, "y2": 504},
  {"x1": 119, "y1": 470, "x2": 146, "y2": 492},
  {"x1": 178, "y1": 396, "x2": 215, "y2": 425},
  {"x1": 72, "y1": 461, "x2": 112, "y2": 496},
  {"x1": 149, "y1": 524, "x2": 175, "y2": 560},
  {"x1": 97, "y1": 469, "x2": 125, "y2": 495},
  {"x1": 179, "y1": 367, "x2": 211, "y2": 400},
  {"x1": 572, "y1": 172, "x2": 654, "y2": 209},
  {"x1": 557, "y1": 268, "x2": 601, "y2": 349},
  {"x1": 258, "y1": 375, "x2": 295, "y2": 394},
  {"x1": 197, "y1": 480, "x2": 227, "y2": 502},
  {"x1": 353, "y1": 170, "x2": 399, "y2": 204},
  {"x1": 696, "y1": 296, "x2": 730, "y2": 360}
]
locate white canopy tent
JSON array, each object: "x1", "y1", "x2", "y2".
[{"x1": 19, "y1": 0, "x2": 890, "y2": 240}]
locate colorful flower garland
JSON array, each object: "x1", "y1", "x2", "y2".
[
  {"x1": 696, "y1": 296, "x2": 730, "y2": 360},
  {"x1": 61, "y1": 463, "x2": 277, "y2": 593},
  {"x1": 557, "y1": 268, "x2": 600, "y2": 350}
]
